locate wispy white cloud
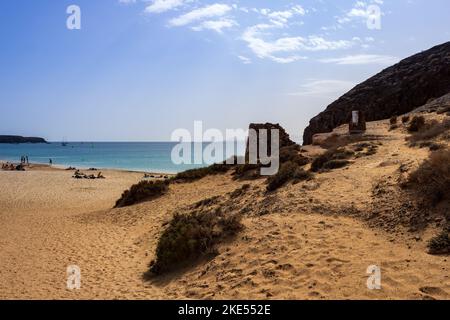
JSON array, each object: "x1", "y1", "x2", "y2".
[
  {"x1": 144, "y1": 0, "x2": 187, "y2": 14},
  {"x1": 258, "y1": 5, "x2": 306, "y2": 27},
  {"x1": 192, "y1": 18, "x2": 237, "y2": 33},
  {"x1": 289, "y1": 80, "x2": 356, "y2": 97},
  {"x1": 169, "y1": 3, "x2": 232, "y2": 27},
  {"x1": 237, "y1": 55, "x2": 251, "y2": 64},
  {"x1": 119, "y1": 0, "x2": 136, "y2": 4},
  {"x1": 242, "y1": 23, "x2": 353, "y2": 64},
  {"x1": 320, "y1": 54, "x2": 399, "y2": 65},
  {"x1": 122, "y1": 1, "x2": 392, "y2": 65}
]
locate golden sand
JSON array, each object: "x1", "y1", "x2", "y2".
[{"x1": 0, "y1": 118, "x2": 449, "y2": 300}]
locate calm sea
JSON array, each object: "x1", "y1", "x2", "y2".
[{"x1": 0, "y1": 142, "x2": 246, "y2": 173}]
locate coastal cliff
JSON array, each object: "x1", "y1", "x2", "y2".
[
  {"x1": 303, "y1": 41, "x2": 450, "y2": 144},
  {"x1": 0, "y1": 135, "x2": 47, "y2": 144}
]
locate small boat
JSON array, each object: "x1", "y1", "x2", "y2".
[{"x1": 61, "y1": 137, "x2": 68, "y2": 147}]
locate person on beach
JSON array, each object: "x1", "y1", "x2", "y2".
[
  {"x1": 26, "y1": 156, "x2": 29, "y2": 165},
  {"x1": 49, "y1": 159, "x2": 52, "y2": 165}
]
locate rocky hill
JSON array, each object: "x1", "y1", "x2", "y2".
[
  {"x1": 303, "y1": 41, "x2": 450, "y2": 144},
  {"x1": 0, "y1": 135, "x2": 47, "y2": 144}
]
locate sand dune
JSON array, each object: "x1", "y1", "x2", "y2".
[{"x1": 0, "y1": 117, "x2": 449, "y2": 300}]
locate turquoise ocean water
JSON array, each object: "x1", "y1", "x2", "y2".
[{"x1": 0, "y1": 142, "x2": 246, "y2": 173}]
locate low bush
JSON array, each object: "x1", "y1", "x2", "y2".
[
  {"x1": 233, "y1": 163, "x2": 261, "y2": 179},
  {"x1": 311, "y1": 148, "x2": 354, "y2": 172},
  {"x1": 390, "y1": 116, "x2": 398, "y2": 125},
  {"x1": 354, "y1": 143, "x2": 379, "y2": 157},
  {"x1": 407, "y1": 115, "x2": 426, "y2": 132},
  {"x1": 234, "y1": 144, "x2": 307, "y2": 180},
  {"x1": 229, "y1": 184, "x2": 251, "y2": 198},
  {"x1": 279, "y1": 145, "x2": 309, "y2": 166},
  {"x1": 408, "y1": 119, "x2": 450, "y2": 143},
  {"x1": 354, "y1": 142, "x2": 371, "y2": 152},
  {"x1": 427, "y1": 228, "x2": 450, "y2": 255},
  {"x1": 322, "y1": 160, "x2": 350, "y2": 170},
  {"x1": 389, "y1": 124, "x2": 399, "y2": 131},
  {"x1": 193, "y1": 196, "x2": 220, "y2": 208},
  {"x1": 266, "y1": 161, "x2": 312, "y2": 192},
  {"x1": 173, "y1": 163, "x2": 231, "y2": 182},
  {"x1": 407, "y1": 149, "x2": 450, "y2": 205},
  {"x1": 115, "y1": 180, "x2": 169, "y2": 208},
  {"x1": 417, "y1": 141, "x2": 446, "y2": 151},
  {"x1": 147, "y1": 210, "x2": 243, "y2": 276},
  {"x1": 402, "y1": 115, "x2": 410, "y2": 124}
]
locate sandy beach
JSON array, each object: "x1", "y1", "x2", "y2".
[{"x1": 0, "y1": 115, "x2": 449, "y2": 300}]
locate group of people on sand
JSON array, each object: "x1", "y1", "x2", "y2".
[
  {"x1": 1, "y1": 155, "x2": 30, "y2": 171},
  {"x1": 1, "y1": 162, "x2": 25, "y2": 171},
  {"x1": 72, "y1": 169, "x2": 105, "y2": 180}
]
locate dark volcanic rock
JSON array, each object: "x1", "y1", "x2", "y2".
[
  {"x1": 303, "y1": 42, "x2": 450, "y2": 145},
  {"x1": 0, "y1": 135, "x2": 47, "y2": 144}
]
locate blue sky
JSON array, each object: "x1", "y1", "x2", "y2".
[{"x1": 0, "y1": 0, "x2": 449, "y2": 142}]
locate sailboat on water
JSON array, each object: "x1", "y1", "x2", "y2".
[{"x1": 61, "y1": 137, "x2": 68, "y2": 147}]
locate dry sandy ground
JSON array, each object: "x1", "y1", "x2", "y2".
[{"x1": 0, "y1": 118, "x2": 449, "y2": 300}]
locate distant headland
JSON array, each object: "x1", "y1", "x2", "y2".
[{"x1": 0, "y1": 135, "x2": 47, "y2": 144}]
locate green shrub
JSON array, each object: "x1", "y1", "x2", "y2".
[
  {"x1": 407, "y1": 115, "x2": 426, "y2": 132},
  {"x1": 147, "y1": 210, "x2": 242, "y2": 276},
  {"x1": 173, "y1": 163, "x2": 231, "y2": 182},
  {"x1": 427, "y1": 228, "x2": 450, "y2": 255},
  {"x1": 115, "y1": 180, "x2": 169, "y2": 208},
  {"x1": 266, "y1": 161, "x2": 312, "y2": 192}
]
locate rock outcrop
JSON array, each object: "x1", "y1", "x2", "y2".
[
  {"x1": 0, "y1": 135, "x2": 47, "y2": 144},
  {"x1": 303, "y1": 41, "x2": 450, "y2": 145},
  {"x1": 245, "y1": 123, "x2": 296, "y2": 160}
]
